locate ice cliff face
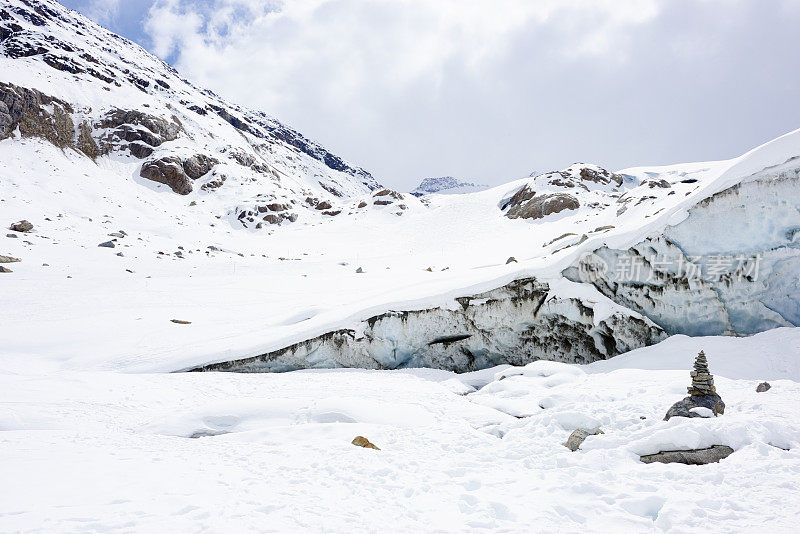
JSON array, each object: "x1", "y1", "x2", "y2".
[
  {"x1": 189, "y1": 278, "x2": 665, "y2": 372},
  {"x1": 563, "y1": 159, "x2": 800, "y2": 336}
]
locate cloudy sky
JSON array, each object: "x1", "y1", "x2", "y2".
[{"x1": 61, "y1": 0, "x2": 800, "y2": 190}]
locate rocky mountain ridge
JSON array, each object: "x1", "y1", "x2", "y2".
[{"x1": 0, "y1": 0, "x2": 385, "y2": 228}]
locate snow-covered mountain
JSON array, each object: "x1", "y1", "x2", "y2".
[
  {"x1": 410, "y1": 176, "x2": 489, "y2": 196},
  {"x1": 0, "y1": 0, "x2": 389, "y2": 230},
  {"x1": 1, "y1": 0, "x2": 799, "y2": 376}
]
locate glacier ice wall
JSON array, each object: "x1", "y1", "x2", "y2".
[
  {"x1": 189, "y1": 278, "x2": 665, "y2": 372},
  {"x1": 563, "y1": 160, "x2": 800, "y2": 336}
]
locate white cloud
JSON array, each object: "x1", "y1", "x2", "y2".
[
  {"x1": 85, "y1": 0, "x2": 121, "y2": 25},
  {"x1": 141, "y1": 0, "x2": 800, "y2": 189}
]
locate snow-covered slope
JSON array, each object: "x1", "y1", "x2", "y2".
[
  {"x1": 2, "y1": 329, "x2": 799, "y2": 532},
  {"x1": 1, "y1": 0, "x2": 799, "y2": 375},
  {"x1": 410, "y1": 176, "x2": 489, "y2": 196}
]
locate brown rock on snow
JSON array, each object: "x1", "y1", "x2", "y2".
[
  {"x1": 352, "y1": 436, "x2": 380, "y2": 450},
  {"x1": 9, "y1": 220, "x2": 33, "y2": 232}
]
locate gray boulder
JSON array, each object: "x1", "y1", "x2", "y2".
[
  {"x1": 564, "y1": 428, "x2": 604, "y2": 451},
  {"x1": 640, "y1": 445, "x2": 734, "y2": 465},
  {"x1": 98, "y1": 241, "x2": 115, "y2": 248},
  {"x1": 756, "y1": 382, "x2": 771, "y2": 392},
  {"x1": 140, "y1": 157, "x2": 193, "y2": 195},
  {"x1": 664, "y1": 394, "x2": 725, "y2": 420}
]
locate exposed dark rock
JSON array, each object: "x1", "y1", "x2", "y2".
[
  {"x1": 0, "y1": 82, "x2": 74, "y2": 149},
  {"x1": 646, "y1": 179, "x2": 671, "y2": 188},
  {"x1": 201, "y1": 175, "x2": 226, "y2": 191},
  {"x1": 315, "y1": 200, "x2": 333, "y2": 210},
  {"x1": 75, "y1": 121, "x2": 99, "y2": 159},
  {"x1": 0, "y1": 254, "x2": 21, "y2": 263},
  {"x1": 128, "y1": 142, "x2": 154, "y2": 159},
  {"x1": 98, "y1": 240, "x2": 115, "y2": 248},
  {"x1": 505, "y1": 191, "x2": 580, "y2": 220},
  {"x1": 140, "y1": 156, "x2": 192, "y2": 195},
  {"x1": 97, "y1": 109, "x2": 182, "y2": 156},
  {"x1": 373, "y1": 189, "x2": 404, "y2": 202},
  {"x1": 506, "y1": 256, "x2": 517, "y2": 264},
  {"x1": 756, "y1": 381, "x2": 771, "y2": 392},
  {"x1": 578, "y1": 166, "x2": 623, "y2": 186},
  {"x1": 0, "y1": 266, "x2": 12, "y2": 273},
  {"x1": 182, "y1": 154, "x2": 218, "y2": 180},
  {"x1": 640, "y1": 445, "x2": 734, "y2": 465}
]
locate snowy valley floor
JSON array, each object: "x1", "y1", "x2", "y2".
[{"x1": 1, "y1": 330, "x2": 799, "y2": 533}]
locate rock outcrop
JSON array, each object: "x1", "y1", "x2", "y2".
[
  {"x1": 140, "y1": 157, "x2": 193, "y2": 195},
  {"x1": 96, "y1": 109, "x2": 182, "y2": 159},
  {"x1": 182, "y1": 154, "x2": 217, "y2": 180},
  {"x1": 0, "y1": 82, "x2": 74, "y2": 149},
  {"x1": 505, "y1": 188, "x2": 580, "y2": 220}
]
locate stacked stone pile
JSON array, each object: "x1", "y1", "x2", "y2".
[
  {"x1": 687, "y1": 351, "x2": 716, "y2": 396},
  {"x1": 664, "y1": 350, "x2": 725, "y2": 420}
]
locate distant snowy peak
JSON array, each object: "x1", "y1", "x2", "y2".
[{"x1": 410, "y1": 176, "x2": 489, "y2": 196}]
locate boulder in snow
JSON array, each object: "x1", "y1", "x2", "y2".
[
  {"x1": 640, "y1": 445, "x2": 734, "y2": 465},
  {"x1": 140, "y1": 157, "x2": 193, "y2": 195},
  {"x1": 756, "y1": 382, "x2": 771, "y2": 392},
  {"x1": 564, "y1": 428, "x2": 604, "y2": 451},
  {"x1": 352, "y1": 436, "x2": 380, "y2": 450},
  {"x1": 9, "y1": 220, "x2": 33, "y2": 233}
]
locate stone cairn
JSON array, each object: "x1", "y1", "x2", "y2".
[
  {"x1": 664, "y1": 350, "x2": 725, "y2": 420},
  {"x1": 687, "y1": 351, "x2": 716, "y2": 396}
]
